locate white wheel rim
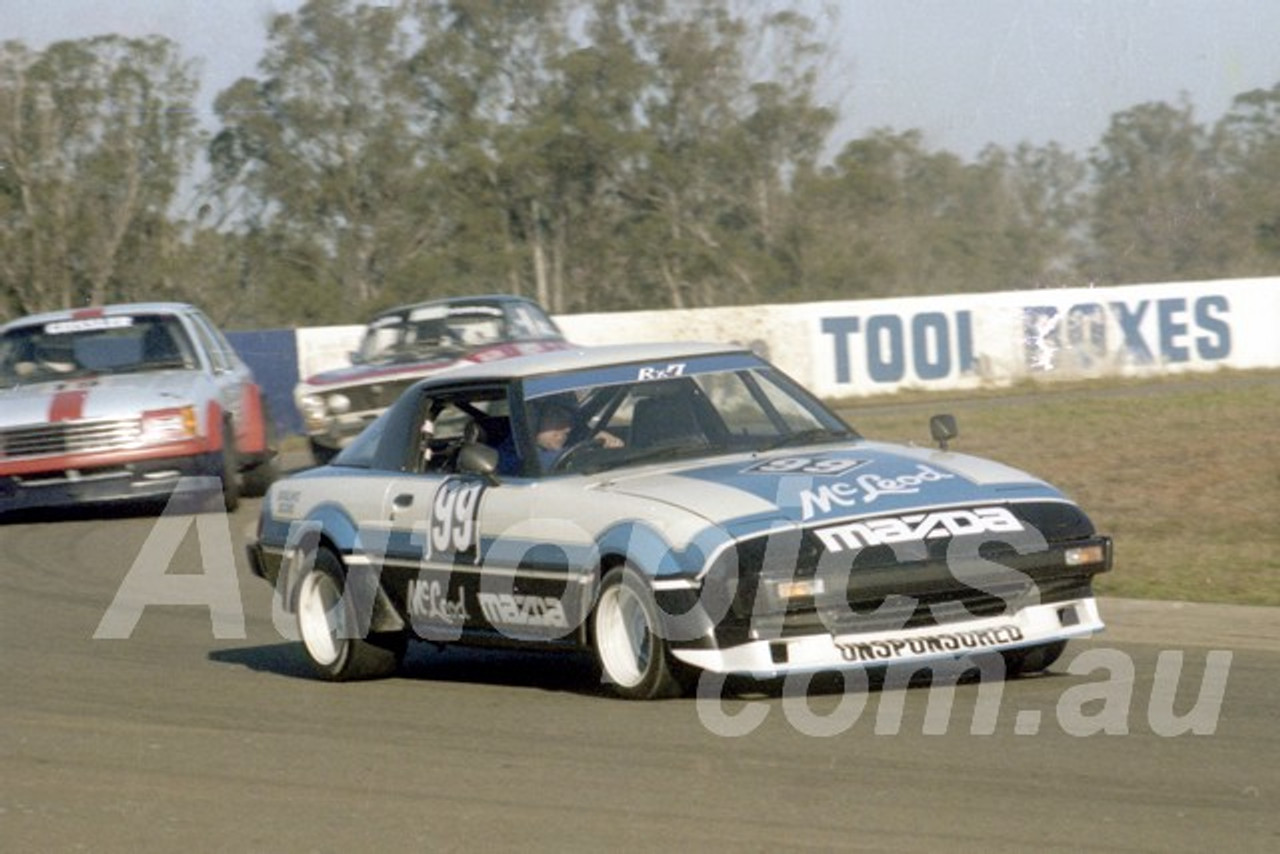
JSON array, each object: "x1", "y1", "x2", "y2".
[
  {"x1": 298, "y1": 571, "x2": 345, "y2": 667},
  {"x1": 596, "y1": 583, "x2": 651, "y2": 688}
]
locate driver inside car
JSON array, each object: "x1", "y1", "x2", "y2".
[{"x1": 495, "y1": 397, "x2": 623, "y2": 476}]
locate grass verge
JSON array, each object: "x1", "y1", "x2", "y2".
[{"x1": 833, "y1": 370, "x2": 1280, "y2": 607}]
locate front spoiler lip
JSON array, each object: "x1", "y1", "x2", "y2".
[
  {"x1": 670, "y1": 598, "x2": 1104, "y2": 678},
  {"x1": 0, "y1": 454, "x2": 223, "y2": 513}
]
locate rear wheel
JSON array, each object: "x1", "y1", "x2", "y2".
[
  {"x1": 296, "y1": 547, "x2": 405, "y2": 681},
  {"x1": 592, "y1": 565, "x2": 691, "y2": 700}
]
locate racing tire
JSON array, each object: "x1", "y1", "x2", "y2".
[
  {"x1": 592, "y1": 564, "x2": 692, "y2": 700},
  {"x1": 295, "y1": 547, "x2": 405, "y2": 681},
  {"x1": 1002, "y1": 640, "x2": 1067, "y2": 677},
  {"x1": 218, "y1": 420, "x2": 240, "y2": 512},
  {"x1": 240, "y1": 404, "x2": 279, "y2": 498}
]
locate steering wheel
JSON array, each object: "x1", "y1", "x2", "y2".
[{"x1": 552, "y1": 436, "x2": 603, "y2": 472}]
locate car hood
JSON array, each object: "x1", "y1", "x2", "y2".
[
  {"x1": 300, "y1": 354, "x2": 464, "y2": 391},
  {"x1": 0, "y1": 371, "x2": 203, "y2": 426},
  {"x1": 300, "y1": 340, "x2": 572, "y2": 393},
  {"x1": 595, "y1": 441, "x2": 1069, "y2": 530}
]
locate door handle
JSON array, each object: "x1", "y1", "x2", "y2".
[{"x1": 392, "y1": 493, "x2": 414, "y2": 510}]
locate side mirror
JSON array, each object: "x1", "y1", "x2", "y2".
[
  {"x1": 929, "y1": 414, "x2": 958, "y2": 450},
  {"x1": 457, "y1": 442, "x2": 500, "y2": 483}
]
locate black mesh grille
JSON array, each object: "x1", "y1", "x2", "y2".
[
  {"x1": 1, "y1": 418, "x2": 142, "y2": 458},
  {"x1": 716, "y1": 501, "x2": 1106, "y2": 638}
]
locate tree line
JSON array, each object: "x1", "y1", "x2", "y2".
[{"x1": 3, "y1": 0, "x2": 1279, "y2": 330}]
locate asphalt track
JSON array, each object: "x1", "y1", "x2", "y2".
[{"x1": 2, "y1": 496, "x2": 1278, "y2": 852}]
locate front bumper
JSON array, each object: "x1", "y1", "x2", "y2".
[
  {"x1": 298, "y1": 380, "x2": 419, "y2": 450},
  {"x1": 671, "y1": 597, "x2": 1104, "y2": 678},
  {"x1": 0, "y1": 451, "x2": 224, "y2": 514},
  {"x1": 303, "y1": 411, "x2": 380, "y2": 450}
]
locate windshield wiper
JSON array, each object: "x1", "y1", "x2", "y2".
[
  {"x1": 761, "y1": 428, "x2": 852, "y2": 452},
  {"x1": 567, "y1": 441, "x2": 711, "y2": 475},
  {"x1": 389, "y1": 343, "x2": 467, "y2": 363},
  {"x1": 106, "y1": 360, "x2": 188, "y2": 374}
]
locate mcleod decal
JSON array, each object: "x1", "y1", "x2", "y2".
[
  {"x1": 407, "y1": 579, "x2": 469, "y2": 625},
  {"x1": 478, "y1": 592, "x2": 568, "y2": 629},
  {"x1": 799, "y1": 463, "x2": 955, "y2": 521},
  {"x1": 855, "y1": 464, "x2": 955, "y2": 503},
  {"x1": 814, "y1": 505, "x2": 1023, "y2": 552},
  {"x1": 836, "y1": 624, "x2": 1025, "y2": 663}
]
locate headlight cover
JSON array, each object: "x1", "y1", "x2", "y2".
[
  {"x1": 325, "y1": 393, "x2": 351, "y2": 415},
  {"x1": 140, "y1": 405, "x2": 198, "y2": 444}
]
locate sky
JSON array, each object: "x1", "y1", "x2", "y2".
[
  {"x1": 4, "y1": 0, "x2": 1280, "y2": 160},
  {"x1": 828, "y1": 0, "x2": 1280, "y2": 157}
]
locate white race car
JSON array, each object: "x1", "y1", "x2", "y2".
[
  {"x1": 295, "y1": 294, "x2": 569, "y2": 464},
  {"x1": 248, "y1": 343, "x2": 1111, "y2": 699},
  {"x1": 0, "y1": 302, "x2": 277, "y2": 514}
]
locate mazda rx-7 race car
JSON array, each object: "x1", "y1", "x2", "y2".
[
  {"x1": 0, "y1": 302, "x2": 277, "y2": 514},
  {"x1": 294, "y1": 294, "x2": 569, "y2": 464},
  {"x1": 248, "y1": 343, "x2": 1111, "y2": 699}
]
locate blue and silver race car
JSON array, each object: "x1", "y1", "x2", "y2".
[{"x1": 247, "y1": 342, "x2": 1111, "y2": 699}]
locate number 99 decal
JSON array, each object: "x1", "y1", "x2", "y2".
[
  {"x1": 428, "y1": 479, "x2": 486, "y2": 561},
  {"x1": 744, "y1": 456, "x2": 868, "y2": 476}
]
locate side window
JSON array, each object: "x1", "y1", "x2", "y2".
[
  {"x1": 697, "y1": 370, "x2": 779, "y2": 437},
  {"x1": 187, "y1": 311, "x2": 239, "y2": 373},
  {"x1": 185, "y1": 314, "x2": 227, "y2": 373},
  {"x1": 506, "y1": 302, "x2": 559, "y2": 340},
  {"x1": 332, "y1": 409, "x2": 389, "y2": 469},
  {"x1": 412, "y1": 387, "x2": 513, "y2": 474}
]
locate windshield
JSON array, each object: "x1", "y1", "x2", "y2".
[
  {"x1": 0, "y1": 314, "x2": 198, "y2": 386},
  {"x1": 357, "y1": 301, "x2": 559, "y2": 365},
  {"x1": 523, "y1": 357, "x2": 854, "y2": 475}
]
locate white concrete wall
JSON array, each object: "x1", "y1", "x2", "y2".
[
  {"x1": 561, "y1": 278, "x2": 1280, "y2": 397},
  {"x1": 295, "y1": 277, "x2": 1280, "y2": 399}
]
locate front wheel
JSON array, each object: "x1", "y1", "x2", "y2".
[
  {"x1": 1002, "y1": 640, "x2": 1067, "y2": 677},
  {"x1": 296, "y1": 547, "x2": 405, "y2": 681},
  {"x1": 217, "y1": 421, "x2": 240, "y2": 512},
  {"x1": 240, "y1": 404, "x2": 279, "y2": 498},
  {"x1": 592, "y1": 565, "x2": 692, "y2": 700}
]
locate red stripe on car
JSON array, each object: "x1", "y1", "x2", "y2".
[{"x1": 48, "y1": 388, "x2": 89, "y2": 422}]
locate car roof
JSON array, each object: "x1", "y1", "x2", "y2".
[
  {"x1": 1, "y1": 302, "x2": 198, "y2": 333},
  {"x1": 371, "y1": 294, "x2": 542, "y2": 321},
  {"x1": 428, "y1": 341, "x2": 753, "y2": 383}
]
